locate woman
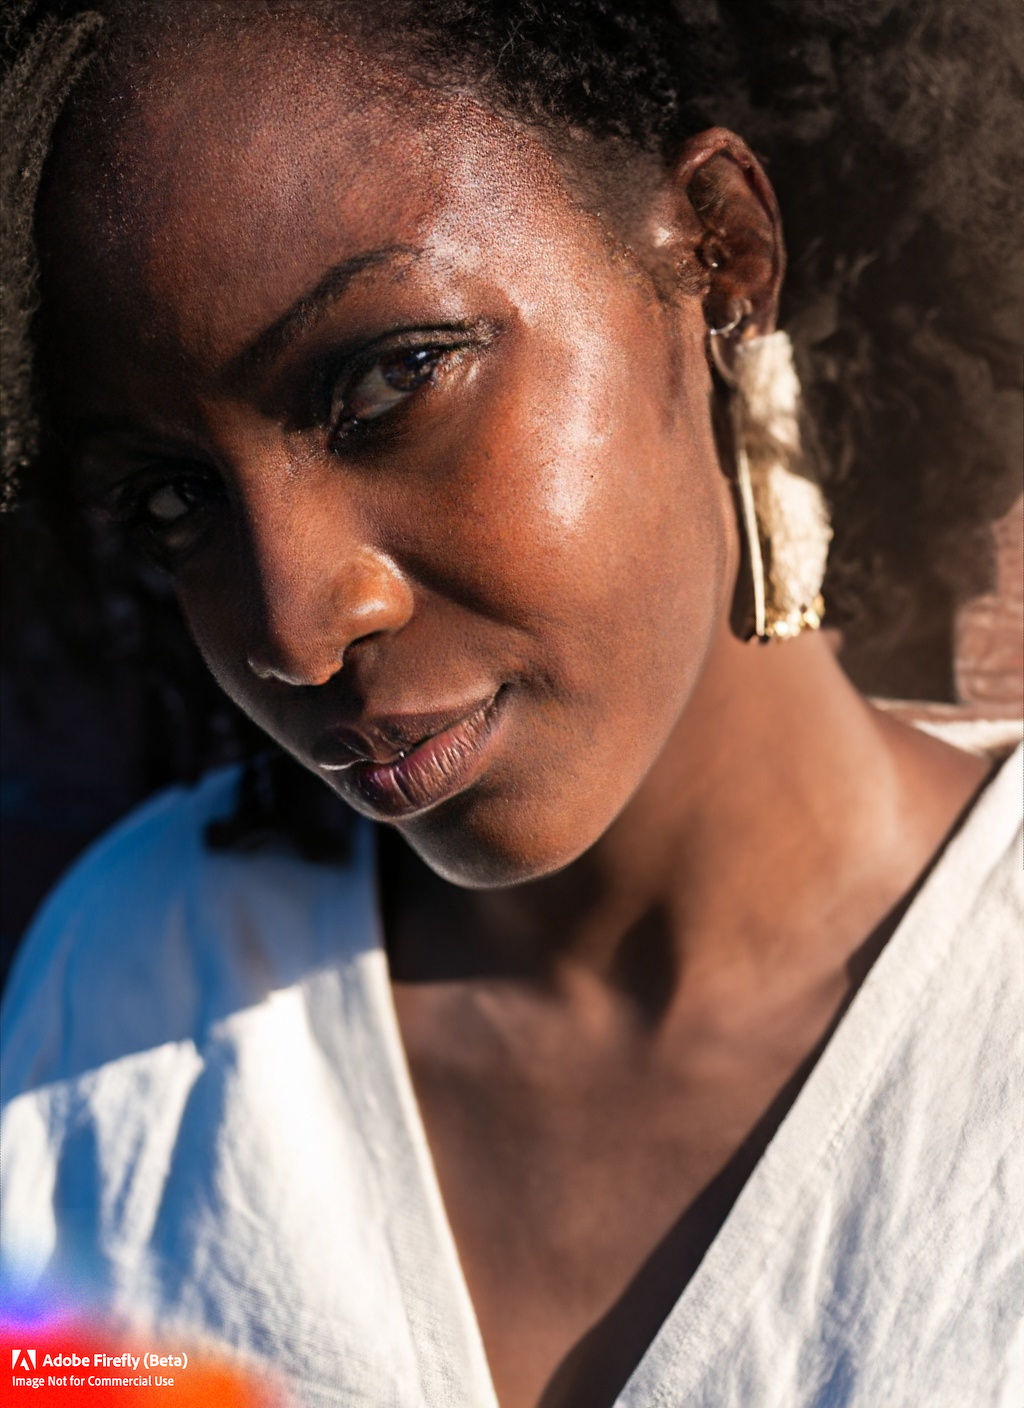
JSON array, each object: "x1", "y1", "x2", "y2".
[{"x1": 1, "y1": 2, "x2": 1021, "y2": 1405}]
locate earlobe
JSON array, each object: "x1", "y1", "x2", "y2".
[{"x1": 668, "y1": 127, "x2": 785, "y2": 340}]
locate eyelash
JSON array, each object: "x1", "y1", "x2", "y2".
[
  {"x1": 96, "y1": 330, "x2": 484, "y2": 557},
  {"x1": 326, "y1": 336, "x2": 470, "y2": 447},
  {"x1": 103, "y1": 468, "x2": 223, "y2": 561}
]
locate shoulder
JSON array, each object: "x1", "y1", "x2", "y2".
[
  {"x1": 643, "y1": 748, "x2": 1024, "y2": 1407},
  {"x1": 905, "y1": 742, "x2": 1022, "y2": 1039},
  {"x1": 0, "y1": 778, "x2": 408, "y2": 1376},
  {"x1": 829, "y1": 744, "x2": 1024, "y2": 1398},
  {"x1": 903, "y1": 725, "x2": 1022, "y2": 937},
  {"x1": 951, "y1": 740, "x2": 1022, "y2": 928},
  {"x1": 0, "y1": 768, "x2": 377, "y2": 1097}
]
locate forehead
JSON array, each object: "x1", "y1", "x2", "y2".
[{"x1": 38, "y1": 15, "x2": 588, "y2": 373}]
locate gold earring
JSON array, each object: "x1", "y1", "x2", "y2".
[{"x1": 711, "y1": 314, "x2": 832, "y2": 641}]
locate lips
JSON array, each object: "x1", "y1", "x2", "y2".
[{"x1": 311, "y1": 689, "x2": 507, "y2": 819}]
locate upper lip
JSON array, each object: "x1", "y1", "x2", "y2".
[{"x1": 310, "y1": 693, "x2": 499, "y2": 769}]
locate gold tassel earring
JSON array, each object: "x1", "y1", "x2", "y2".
[{"x1": 711, "y1": 313, "x2": 832, "y2": 641}]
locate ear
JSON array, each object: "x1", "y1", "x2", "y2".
[{"x1": 649, "y1": 127, "x2": 784, "y2": 340}]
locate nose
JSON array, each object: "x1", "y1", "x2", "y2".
[{"x1": 242, "y1": 489, "x2": 414, "y2": 688}]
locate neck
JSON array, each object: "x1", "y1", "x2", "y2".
[{"x1": 387, "y1": 627, "x2": 987, "y2": 1014}]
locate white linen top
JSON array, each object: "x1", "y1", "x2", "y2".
[{"x1": 2, "y1": 744, "x2": 1022, "y2": 1407}]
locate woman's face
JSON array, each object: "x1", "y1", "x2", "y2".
[{"x1": 39, "y1": 22, "x2": 737, "y2": 886}]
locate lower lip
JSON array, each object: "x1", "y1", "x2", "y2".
[{"x1": 324, "y1": 691, "x2": 508, "y2": 820}]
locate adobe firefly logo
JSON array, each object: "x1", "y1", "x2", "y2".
[{"x1": 12, "y1": 1349, "x2": 36, "y2": 1370}]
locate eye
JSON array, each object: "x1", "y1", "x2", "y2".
[
  {"x1": 100, "y1": 465, "x2": 225, "y2": 566},
  {"x1": 135, "y1": 473, "x2": 216, "y2": 532},
  {"x1": 145, "y1": 482, "x2": 192, "y2": 523},
  {"x1": 331, "y1": 346, "x2": 447, "y2": 440}
]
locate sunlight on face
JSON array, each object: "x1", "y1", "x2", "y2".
[{"x1": 38, "y1": 16, "x2": 735, "y2": 886}]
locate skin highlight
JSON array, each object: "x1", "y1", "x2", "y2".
[
  {"x1": 35, "y1": 18, "x2": 989, "y2": 1408},
  {"x1": 42, "y1": 29, "x2": 738, "y2": 888}
]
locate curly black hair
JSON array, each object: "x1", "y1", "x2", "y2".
[{"x1": 2, "y1": 0, "x2": 1022, "y2": 855}]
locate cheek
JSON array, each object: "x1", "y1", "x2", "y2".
[
  {"x1": 175, "y1": 583, "x2": 255, "y2": 712},
  {"x1": 171, "y1": 536, "x2": 279, "y2": 733},
  {"x1": 434, "y1": 322, "x2": 731, "y2": 706}
]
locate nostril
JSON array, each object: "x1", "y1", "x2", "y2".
[
  {"x1": 245, "y1": 646, "x2": 345, "y2": 687},
  {"x1": 241, "y1": 547, "x2": 414, "y2": 688}
]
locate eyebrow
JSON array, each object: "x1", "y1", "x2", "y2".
[{"x1": 228, "y1": 244, "x2": 420, "y2": 382}]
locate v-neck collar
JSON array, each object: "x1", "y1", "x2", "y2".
[
  {"x1": 354, "y1": 744, "x2": 1022, "y2": 1408},
  {"x1": 615, "y1": 741, "x2": 1022, "y2": 1404}
]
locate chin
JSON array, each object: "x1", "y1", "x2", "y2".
[{"x1": 396, "y1": 792, "x2": 596, "y2": 890}]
